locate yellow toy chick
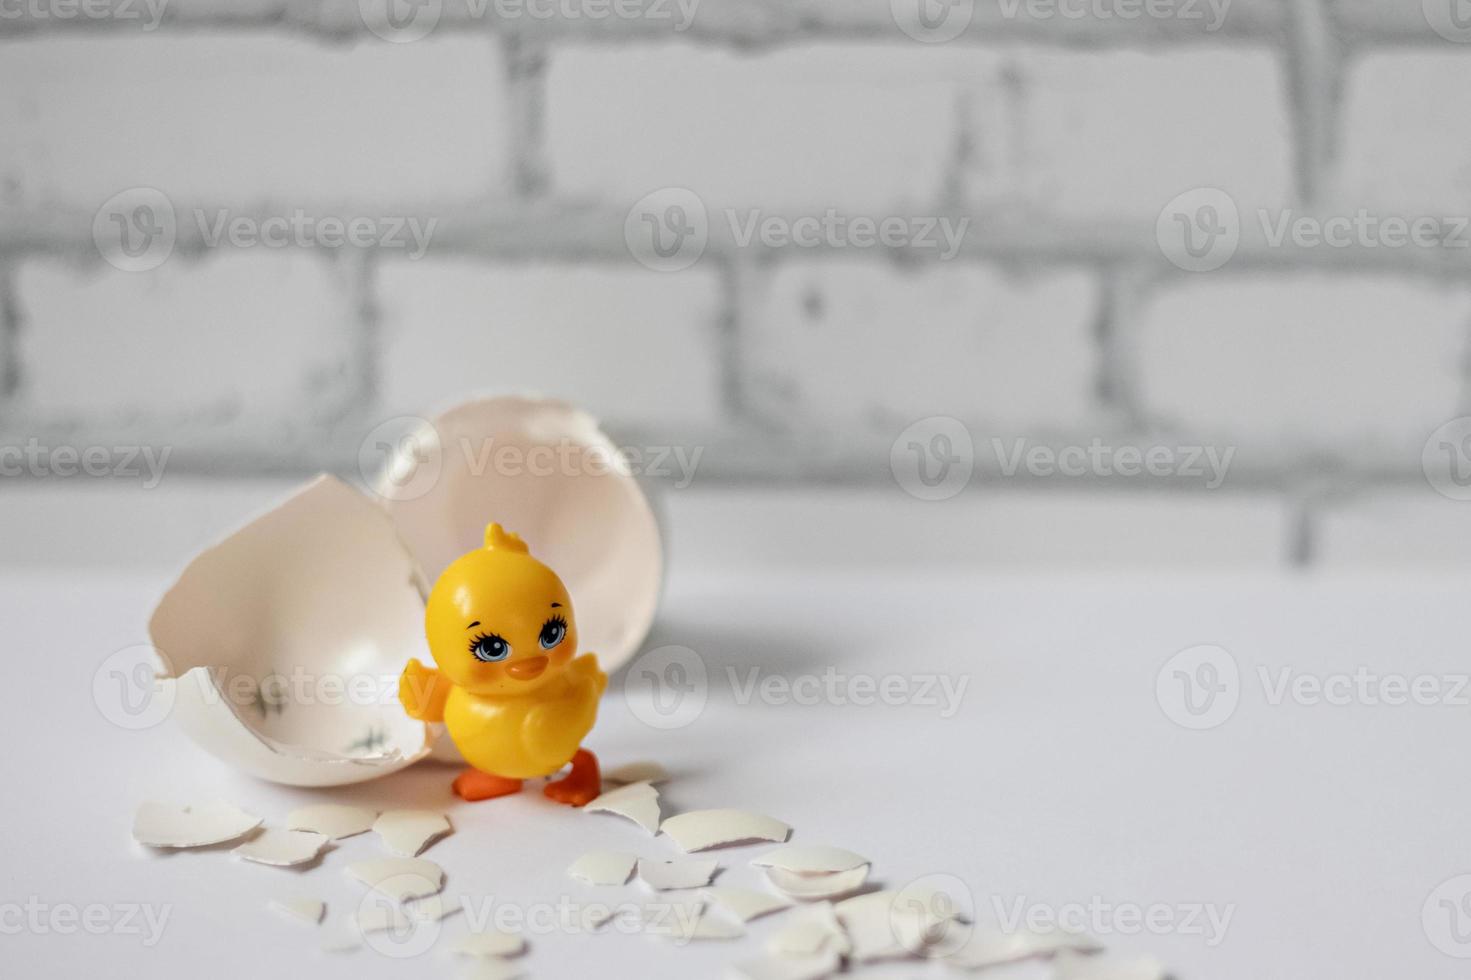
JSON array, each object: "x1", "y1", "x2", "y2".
[{"x1": 399, "y1": 523, "x2": 607, "y2": 805}]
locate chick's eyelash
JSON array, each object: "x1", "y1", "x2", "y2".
[
  {"x1": 543, "y1": 614, "x2": 568, "y2": 630},
  {"x1": 467, "y1": 631, "x2": 503, "y2": 654}
]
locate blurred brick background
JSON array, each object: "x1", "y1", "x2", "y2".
[{"x1": 3, "y1": 0, "x2": 1471, "y2": 568}]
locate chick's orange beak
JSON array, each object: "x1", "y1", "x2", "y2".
[{"x1": 506, "y1": 655, "x2": 549, "y2": 681}]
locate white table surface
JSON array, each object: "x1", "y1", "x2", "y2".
[{"x1": 4, "y1": 565, "x2": 1468, "y2": 979}]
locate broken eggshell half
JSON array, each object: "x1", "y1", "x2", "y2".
[
  {"x1": 147, "y1": 397, "x2": 664, "y2": 785},
  {"x1": 148, "y1": 475, "x2": 436, "y2": 786},
  {"x1": 369, "y1": 396, "x2": 665, "y2": 762}
]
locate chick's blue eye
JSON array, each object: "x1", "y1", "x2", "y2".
[
  {"x1": 539, "y1": 615, "x2": 567, "y2": 650},
  {"x1": 470, "y1": 634, "x2": 511, "y2": 662}
]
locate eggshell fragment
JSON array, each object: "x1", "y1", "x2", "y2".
[
  {"x1": 147, "y1": 475, "x2": 434, "y2": 787},
  {"x1": 944, "y1": 928, "x2": 1102, "y2": 970},
  {"x1": 701, "y1": 886, "x2": 792, "y2": 923},
  {"x1": 728, "y1": 950, "x2": 842, "y2": 980},
  {"x1": 377, "y1": 397, "x2": 663, "y2": 679},
  {"x1": 451, "y1": 930, "x2": 527, "y2": 958},
  {"x1": 269, "y1": 898, "x2": 325, "y2": 924},
  {"x1": 763, "y1": 866, "x2": 871, "y2": 902},
  {"x1": 1053, "y1": 952, "x2": 1166, "y2": 980},
  {"x1": 585, "y1": 781, "x2": 661, "y2": 834},
  {"x1": 461, "y1": 960, "x2": 526, "y2": 980},
  {"x1": 354, "y1": 895, "x2": 458, "y2": 934},
  {"x1": 234, "y1": 829, "x2": 329, "y2": 867},
  {"x1": 132, "y1": 801, "x2": 262, "y2": 848},
  {"x1": 765, "y1": 902, "x2": 851, "y2": 957},
  {"x1": 568, "y1": 850, "x2": 637, "y2": 886},
  {"x1": 834, "y1": 889, "x2": 962, "y2": 962},
  {"x1": 372, "y1": 809, "x2": 452, "y2": 857},
  {"x1": 751, "y1": 845, "x2": 869, "y2": 874},
  {"x1": 604, "y1": 761, "x2": 670, "y2": 786},
  {"x1": 287, "y1": 803, "x2": 377, "y2": 840},
  {"x1": 658, "y1": 904, "x2": 745, "y2": 942},
  {"x1": 660, "y1": 809, "x2": 791, "y2": 852},
  {"x1": 345, "y1": 858, "x2": 445, "y2": 902},
  {"x1": 638, "y1": 858, "x2": 719, "y2": 891}
]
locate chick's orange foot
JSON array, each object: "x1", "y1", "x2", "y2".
[
  {"x1": 453, "y1": 768, "x2": 524, "y2": 802},
  {"x1": 543, "y1": 748, "x2": 601, "y2": 807}
]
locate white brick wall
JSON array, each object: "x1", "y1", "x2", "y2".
[
  {"x1": 975, "y1": 48, "x2": 1292, "y2": 220},
  {"x1": 0, "y1": 36, "x2": 510, "y2": 207},
  {"x1": 18, "y1": 253, "x2": 354, "y2": 421},
  {"x1": 746, "y1": 260, "x2": 1097, "y2": 432},
  {"x1": 1, "y1": 1, "x2": 1469, "y2": 566},
  {"x1": 546, "y1": 45, "x2": 962, "y2": 211},
  {"x1": 376, "y1": 258, "x2": 724, "y2": 427},
  {"x1": 1337, "y1": 51, "x2": 1471, "y2": 213},
  {"x1": 1137, "y1": 275, "x2": 1471, "y2": 452}
]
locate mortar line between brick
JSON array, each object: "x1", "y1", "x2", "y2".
[
  {"x1": 1282, "y1": 0, "x2": 1342, "y2": 205},
  {"x1": 1093, "y1": 265, "x2": 1146, "y2": 432},
  {"x1": 502, "y1": 34, "x2": 550, "y2": 200},
  {"x1": 0, "y1": 260, "x2": 20, "y2": 404},
  {"x1": 716, "y1": 259, "x2": 749, "y2": 425},
  {"x1": 346, "y1": 248, "x2": 381, "y2": 418}
]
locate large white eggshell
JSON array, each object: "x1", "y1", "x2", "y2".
[
  {"x1": 372, "y1": 396, "x2": 663, "y2": 677},
  {"x1": 148, "y1": 475, "x2": 435, "y2": 786}
]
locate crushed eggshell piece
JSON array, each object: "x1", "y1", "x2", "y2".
[
  {"x1": 234, "y1": 829, "x2": 329, "y2": 867},
  {"x1": 132, "y1": 801, "x2": 262, "y2": 848},
  {"x1": 944, "y1": 927, "x2": 1101, "y2": 970},
  {"x1": 1052, "y1": 951, "x2": 1166, "y2": 980},
  {"x1": 287, "y1": 803, "x2": 377, "y2": 840},
  {"x1": 585, "y1": 781, "x2": 661, "y2": 834},
  {"x1": 833, "y1": 891, "x2": 919, "y2": 962},
  {"x1": 763, "y1": 865, "x2": 870, "y2": 901},
  {"x1": 701, "y1": 886, "x2": 792, "y2": 923},
  {"x1": 568, "y1": 850, "x2": 638, "y2": 886},
  {"x1": 750, "y1": 845, "x2": 868, "y2": 874},
  {"x1": 660, "y1": 809, "x2": 791, "y2": 852},
  {"x1": 372, "y1": 809, "x2": 452, "y2": 857},
  {"x1": 269, "y1": 897, "x2": 325, "y2": 925},
  {"x1": 345, "y1": 858, "x2": 445, "y2": 903},
  {"x1": 451, "y1": 929, "x2": 526, "y2": 958},
  {"x1": 603, "y1": 761, "x2": 670, "y2": 786},
  {"x1": 354, "y1": 895, "x2": 457, "y2": 934},
  {"x1": 638, "y1": 857, "x2": 719, "y2": 891},
  {"x1": 766, "y1": 902, "x2": 851, "y2": 957},
  {"x1": 657, "y1": 904, "x2": 745, "y2": 942},
  {"x1": 460, "y1": 960, "x2": 526, "y2": 980},
  {"x1": 729, "y1": 950, "x2": 842, "y2": 980}
]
